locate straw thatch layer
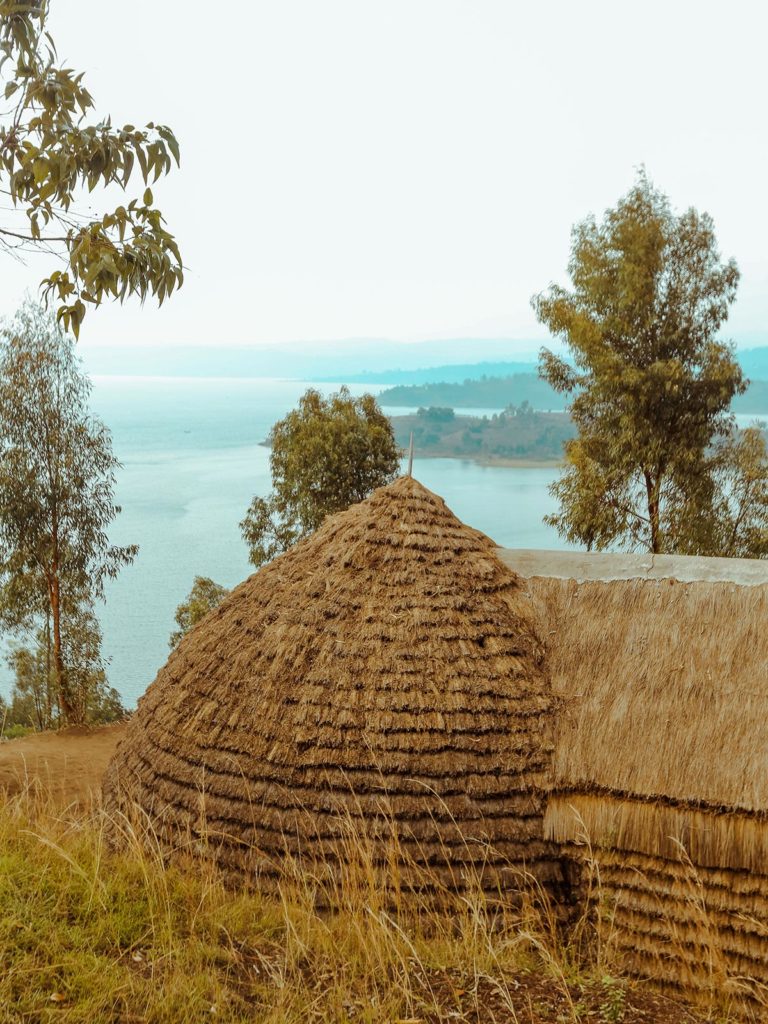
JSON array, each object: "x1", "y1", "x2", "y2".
[
  {"x1": 566, "y1": 845, "x2": 768, "y2": 1011},
  {"x1": 103, "y1": 477, "x2": 557, "y2": 889},
  {"x1": 545, "y1": 794, "x2": 768, "y2": 874}
]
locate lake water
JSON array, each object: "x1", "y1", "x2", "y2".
[
  {"x1": 75, "y1": 376, "x2": 571, "y2": 707},
  {"x1": 11, "y1": 376, "x2": 760, "y2": 709}
]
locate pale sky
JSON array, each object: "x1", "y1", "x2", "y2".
[{"x1": 2, "y1": 0, "x2": 767, "y2": 351}]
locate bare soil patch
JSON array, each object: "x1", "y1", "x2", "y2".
[{"x1": 0, "y1": 722, "x2": 125, "y2": 804}]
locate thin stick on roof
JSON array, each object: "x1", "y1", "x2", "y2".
[{"x1": 407, "y1": 432, "x2": 414, "y2": 477}]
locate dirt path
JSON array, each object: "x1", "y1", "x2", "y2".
[{"x1": 0, "y1": 723, "x2": 126, "y2": 806}]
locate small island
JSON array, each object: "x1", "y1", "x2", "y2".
[{"x1": 390, "y1": 404, "x2": 575, "y2": 466}]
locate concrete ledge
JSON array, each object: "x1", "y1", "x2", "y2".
[{"x1": 496, "y1": 548, "x2": 768, "y2": 586}]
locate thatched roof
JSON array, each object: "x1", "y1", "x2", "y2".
[
  {"x1": 103, "y1": 477, "x2": 556, "y2": 887},
  {"x1": 500, "y1": 549, "x2": 768, "y2": 872}
]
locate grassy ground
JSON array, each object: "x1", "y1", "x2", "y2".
[{"x1": 0, "y1": 790, "x2": 734, "y2": 1024}]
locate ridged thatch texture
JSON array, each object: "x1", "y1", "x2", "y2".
[
  {"x1": 570, "y1": 849, "x2": 768, "y2": 1005},
  {"x1": 499, "y1": 556, "x2": 768, "y2": 1012},
  {"x1": 523, "y1": 575, "x2": 768, "y2": 817},
  {"x1": 103, "y1": 477, "x2": 556, "y2": 891}
]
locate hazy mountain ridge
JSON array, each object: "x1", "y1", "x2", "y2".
[
  {"x1": 380, "y1": 374, "x2": 768, "y2": 413},
  {"x1": 315, "y1": 360, "x2": 539, "y2": 384},
  {"x1": 79, "y1": 340, "x2": 768, "y2": 385},
  {"x1": 79, "y1": 339, "x2": 543, "y2": 380}
]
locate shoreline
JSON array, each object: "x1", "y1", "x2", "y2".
[{"x1": 257, "y1": 439, "x2": 561, "y2": 469}]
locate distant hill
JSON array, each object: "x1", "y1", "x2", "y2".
[
  {"x1": 78, "y1": 339, "x2": 768, "y2": 388},
  {"x1": 380, "y1": 374, "x2": 565, "y2": 410},
  {"x1": 380, "y1": 372, "x2": 768, "y2": 413},
  {"x1": 79, "y1": 339, "x2": 543, "y2": 380},
  {"x1": 735, "y1": 379, "x2": 768, "y2": 413},
  {"x1": 317, "y1": 360, "x2": 539, "y2": 385},
  {"x1": 739, "y1": 347, "x2": 768, "y2": 380},
  {"x1": 319, "y1": 346, "x2": 768, "y2": 388}
]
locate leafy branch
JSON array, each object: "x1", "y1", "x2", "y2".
[{"x1": 0, "y1": 1, "x2": 182, "y2": 335}]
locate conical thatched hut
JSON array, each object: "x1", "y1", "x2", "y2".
[
  {"x1": 502, "y1": 548, "x2": 768, "y2": 1011},
  {"x1": 103, "y1": 477, "x2": 558, "y2": 892}
]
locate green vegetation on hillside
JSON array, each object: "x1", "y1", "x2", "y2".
[
  {"x1": 381, "y1": 374, "x2": 564, "y2": 409},
  {"x1": 391, "y1": 405, "x2": 575, "y2": 464}
]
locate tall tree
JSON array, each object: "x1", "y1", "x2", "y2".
[
  {"x1": 0, "y1": 299, "x2": 135, "y2": 722},
  {"x1": 533, "y1": 172, "x2": 768, "y2": 556},
  {"x1": 5, "y1": 633, "x2": 51, "y2": 731},
  {"x1": 241, "y1": 387, "x2": 401, "y2": 567},
  {"x1": 0, "y1": 1, "x2": 182, "y2": 336}
]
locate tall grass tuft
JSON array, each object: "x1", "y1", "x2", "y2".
[{"x1": 0, "y1": 784, "x2": 735, "y2": 1024}]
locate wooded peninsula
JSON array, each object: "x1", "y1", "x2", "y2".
[{"x1": 389, "y1": 405, "x2": 575, "y2": 465}]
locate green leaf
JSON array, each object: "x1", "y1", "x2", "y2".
[{"x1": 0, "y1": 4, "x2": 182, "y2": 335}]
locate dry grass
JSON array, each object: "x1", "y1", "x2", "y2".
[{"x1": 0, "y1": 785, "x2": 727, "y2": 1024}]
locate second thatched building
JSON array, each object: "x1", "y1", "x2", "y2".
[{"x1": 503, "y1": 547, "x2": 768, "y2": 1010}]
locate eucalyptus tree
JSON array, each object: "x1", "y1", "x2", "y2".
[
  {"x1": 241, "y1": 387, "x2": 401, "y2": 567},
  {"x1": 0, "y1": 299, "x2": 135, "y2": 722},
  {"x1": 534, "y1": 172, "x2": 768, "y2": 557},
  {"x1": 0, "y1": 2, "x2": 182, "y2": 335},
  {"x1": 5, "y1": 599, "x2": 124, "y2": 729}
]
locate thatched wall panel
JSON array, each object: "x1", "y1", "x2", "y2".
[
  {"x1": 120, "y1": 760, "x2": 545, "y2": 840},
  {"x1": 525, "y1": 576, "x2": 768, "y2": 813},
  {"x1": 135, "y1": 728, "x2": 551, "y2": 781},
  {"x1": 125, "y1": 770, "x2": 544, "y2": 825},
  {"x1": 483, "y1": 558, "x2": 768, "y2": 1010},
  {"x1": 561, "y1": 843, "x2": 768, "y2": 1010},
  {"x1": 611, "y1": 906, "x2": 768, "y2": 973},
  {"x1": 199, "y1": 841, "x2": 565, "y2": 899},
  {"x1": 128, "y1": 729, "x2": 553, "y2": 799}
]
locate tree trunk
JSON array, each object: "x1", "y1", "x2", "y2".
[
  {"x1": 50, "y1": 573, "x2": 75, "y2": 724},
  {"x1": 644, "y1": 470, "x2": 662, "y2": 554},
  {"x1": 45, "y1": 610, "x2": 52, "y2": 730}
]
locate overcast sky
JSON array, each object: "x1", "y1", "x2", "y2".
[{"x1": 2, "y1": 0, "x2": 767, "y2": 351}]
